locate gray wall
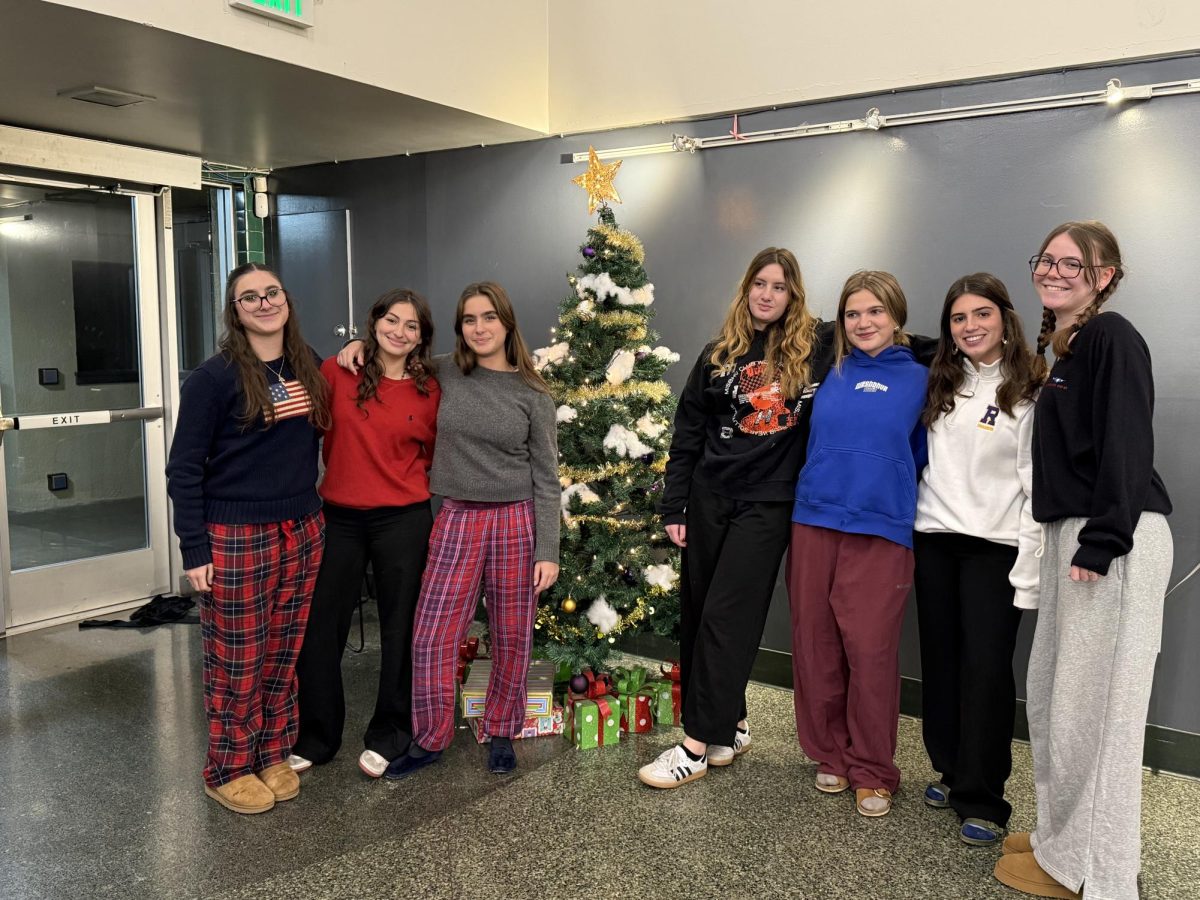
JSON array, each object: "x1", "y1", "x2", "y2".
[{"x1": 275, "y1": 56, "x2": 1200, "y2": 735}]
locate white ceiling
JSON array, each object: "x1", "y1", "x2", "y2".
[{"x1": 0, "y1": 0, "x2": 547, "y2": 170}]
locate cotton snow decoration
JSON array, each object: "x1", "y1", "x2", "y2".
[
  {"x1": 603, "y1": 424, "x2": 653, "y2": 459},
  {"x1": 560, "y1": 483, "x2": 600, "y2": 522},
  {"x1": 643, "y1": 564, "x2": 678, "y2": 591},
  {"x1": 577, "y1": 272, "x2": 637, "y2": 307},
  {"x1": 532, "y1": 341, "x2": 570, "y2": 372},
  {"x1": 636, "y1": 413, "x2": 667, "y2": 439},
  {"x1": 605, "y1": 349, "x2": 636, "y2": 385},
  {"x1": 652, "y1": 346, "x2": 680, "y2": 364},
  {"x1": 626, "y1": 284, "x2": 655, "y2": 307},
  {"x1": 585, "y1": 596, "x2": 619, "y2": 634},
  {"x1": 557, "y1": 404, "x2": 579, "y2": 424}
]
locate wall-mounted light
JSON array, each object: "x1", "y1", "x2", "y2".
[
  {"x1": 1105, "y1": 77, "x2": 1152, "y2": 104},
  {"x1": 573, "y1": 74, "x2": 1186, "y2": 162},
  {"x1": 0, "y1": 213, "x2": 32, "y2": 225}
]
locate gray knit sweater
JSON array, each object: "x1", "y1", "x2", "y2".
[{"x1": 429, "y1": 355, "x2": 560, "y2": 563}]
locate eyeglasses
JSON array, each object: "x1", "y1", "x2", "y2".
[
  {"x1": 233, "y1": 286, "x2": 286, "y2": 311},
  {"x1": 1028, "y1": 255, "x2": 1095, "y2": 279}
]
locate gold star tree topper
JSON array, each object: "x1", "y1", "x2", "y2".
[{"x1": 572, "y1": 146, "x2": 623, "y2": 215}]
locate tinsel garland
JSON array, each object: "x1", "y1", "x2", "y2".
[
  {"x1": 558, "y1": 380, "x2": 672, "y2": 406},
  {"x1": 559, "y1": 456, "x2": 666, "y2": 485},
  {"x1": 592, "y1": 224, "x2": 646, "y2": 265}
]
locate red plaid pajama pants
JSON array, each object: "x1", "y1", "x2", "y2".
[
  {"x1": 201, "y1": 511, "x2": 324, "y2": 787},
  {"x1": 411, "y1": 499, "x2": 535, "y2": 750}
]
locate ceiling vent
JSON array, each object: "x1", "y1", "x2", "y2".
[{"x1": 56, "y1": 85, "x2": 156, "y2": 108}]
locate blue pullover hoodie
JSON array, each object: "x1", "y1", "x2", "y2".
[{"x1": 792, "y1": 345, "x2": 928, "y2": 548}]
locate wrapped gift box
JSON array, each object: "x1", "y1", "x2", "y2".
[
  {"x1": 611, "y1": 665, "x2": 655, "y2": 733},
  {"x1": 565, "y1": 694, "x2": 620, "y2": 750},
  {"x1": 620, "y1": 692, "x2": 654, "y2": 734},
  {"x1": 469, "y1": 705, "x2": 565, "y2": 743},
  {"x1": 460, "y1": 659, "x2": 555, "y2": 718}
]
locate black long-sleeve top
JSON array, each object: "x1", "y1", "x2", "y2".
[
  {"x1": 658, "y1": 323, "x2": 836, "y2": 524},
  {"x1": 1032, "y1": 312, "x2": 1171, "y2": 574}
]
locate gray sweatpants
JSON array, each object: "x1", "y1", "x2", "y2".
[{"x1": 1027, "y1": 513, "x2": 1172, "y2": 900}]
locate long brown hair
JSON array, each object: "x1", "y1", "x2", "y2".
[
  {"x1": 833, "y1": 270, "x2": 910, "y2": 367},
  {"x1": 356, "y1": 289, "x2": 437, "y2": 411},
  {"x1": 1033, "y1": 220, "x2": 1124, "y2": 360},
  {"x1": 218, "y1": 263, "x2": 331, "y2": 430},
  {"x1": 453, "y1": 281, "x2": 548, "y2": 394},
  {"x1": 922, "y1": 273, "x2": 1042, "y2": 427},
  {"x1": 709, "y1": 247, "x2": 817, "y2": 397}
]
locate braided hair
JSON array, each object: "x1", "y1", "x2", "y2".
[{"x1": 1033, "y1": 221, "x2": 1124, "y2": 361}]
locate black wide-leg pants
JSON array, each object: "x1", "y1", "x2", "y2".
[
  {"x1": 293, "y1": 500, "x2": 432, "y2": 764},
  {"x1": 913, "y1": 529, "x2": 1023, "y2": 826},
  {"x1": 679, "y1": 479, "x2": 792, "y2": 747}
]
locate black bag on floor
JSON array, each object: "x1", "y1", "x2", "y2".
[{"x1": 78, "y1": 594, "x2": 197, "y2": 629}]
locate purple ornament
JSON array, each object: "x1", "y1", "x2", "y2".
[
  {"x1": 570, "y1": 674, "x2": 589, "y2": 694},
  {"x1": 640, "y1": 453, "x2": 655, "y2": 464},
  {"x1": 582, "y1": 246, "x2": 596, "y2": 258},
  {"x1": 650, "y1": 480, "x2": 664, "y2": 493},
  {"x1": 635, "y1": 350, "x2": 649, "y2": 361}
]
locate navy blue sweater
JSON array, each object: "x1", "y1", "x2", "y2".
[
  {"x1": 792, "y1": 345, "x2": 928, "y2": 548},
  {"x1": 166, "y1": 352, "x2": 322, "y2": 569}
]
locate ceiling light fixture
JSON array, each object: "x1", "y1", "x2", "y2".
[{"x1": 56, "y1": 85, "x2": 156, "y2": 108}]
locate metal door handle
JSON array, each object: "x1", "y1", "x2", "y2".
[{"x1": 349, "y1": 325, "x2": 358, "y2": 337}]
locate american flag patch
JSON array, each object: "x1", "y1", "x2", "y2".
[{"x1": 266, "y1": 379, "x2": 314, "y2": 422}]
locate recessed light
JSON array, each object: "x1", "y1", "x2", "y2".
[{"x1": 56, "y1": 85, "x2": 156, "y2": 108}]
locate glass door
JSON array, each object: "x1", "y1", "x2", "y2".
[{"x1": 0, "y1": 184, "x2": 170, "y2": 630}]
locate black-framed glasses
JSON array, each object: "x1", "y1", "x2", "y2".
[
  {"x1": 1029, "y1": 255, "x2": 1094, "y2": 279},
  {"x1": 233, "y1": 286, "x2": 286, "y2": 311}
]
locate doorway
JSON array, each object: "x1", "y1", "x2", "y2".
[{"x1": 0, "y1": 180, "x2": 171, "y2": 630}]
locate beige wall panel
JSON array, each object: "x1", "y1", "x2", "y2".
[{"x1": 547, "y1": 0, "x2": 1200, "y2": 132}]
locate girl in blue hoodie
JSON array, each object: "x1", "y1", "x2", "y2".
[{"x1": 786, "y1": 270, "x2": 928, "y2": 818}]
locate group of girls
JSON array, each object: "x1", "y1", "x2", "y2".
[
  {"x1": 166, "y1": 271, "x2": 559, "y2": 816},
  {"x1": 650, "y1": 221, "x2": 1171, "y2": 900}
]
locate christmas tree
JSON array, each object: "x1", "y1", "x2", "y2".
[{"x1": 531, "y1": 148, "x2": 682, "y2": 673}]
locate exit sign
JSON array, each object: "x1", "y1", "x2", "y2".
[{"x1": 228, "y1": 0, "x2": 313, "y2": 28}]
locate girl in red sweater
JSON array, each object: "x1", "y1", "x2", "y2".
[{"x1": 290, "y1": 289, "x2": 440, "y2": 778}]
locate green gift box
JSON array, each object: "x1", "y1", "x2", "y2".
[
  {"x1": 565, "y1": 694, "x2": 620, "y2": 750},
  {"x1": 646, "y1": 679, "x2": 676, "y2": 726}
]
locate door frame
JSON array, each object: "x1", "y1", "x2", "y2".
[{"x1": 0, "y1": 129, "x2": 200, "y2": 635}]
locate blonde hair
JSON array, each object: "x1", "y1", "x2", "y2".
[
  {"x1": 834, "y1": 270, "x2": 910, "y2": 366},
  {"x1": 709, "y1": 247, "x2": 817, "y2": 398}
]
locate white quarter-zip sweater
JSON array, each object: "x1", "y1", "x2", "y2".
[{"x1": 914, "y1": 358, "x2": 1040, "y2": 609}]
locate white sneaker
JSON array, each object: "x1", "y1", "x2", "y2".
[
  {"x1": 358, "y1": 749, "x2": 389, "y2": 778},
  {"x1": 708, "y1": 724, "x2": 752, "y2": 767},
  {"x1": 286, "y1": 754, "x2": 313, "y2": 773},
  {"x1": 637, "y1": 744, "x2": 707, "y2": 789}
]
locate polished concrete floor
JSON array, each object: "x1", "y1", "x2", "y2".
[{"x1": 1, "y1": 612, "x2": 1197, "y2": 900}]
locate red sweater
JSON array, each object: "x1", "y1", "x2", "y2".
[{"x1": 318, "y1": 357, "x2": 440, "y2": 509}]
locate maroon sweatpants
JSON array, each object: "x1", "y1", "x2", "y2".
[{"x1": 786, "y1": 523, "x2": 912, "y2": 792}]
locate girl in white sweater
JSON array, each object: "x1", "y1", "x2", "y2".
[{"x1": 913, "y1": 273, "x2": 1043, "y2": 846}]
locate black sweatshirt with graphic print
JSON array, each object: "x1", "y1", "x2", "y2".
[
  {"x1": 1032, "y1": 312, "x2": 1171, "y2": 575},
  {"x1": 659, "y1": 324, "x2": 836, "y2": 524}
]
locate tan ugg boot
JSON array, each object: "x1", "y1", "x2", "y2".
[
  {"x1": 994, "y1": 852, "x2": 1082, "y2": 899},
  {"x1": 204, "y1": 774, "x2": 275, "y2": 814},
  {"x1": 258, "y1": 762, "x2": 300, "y2": 801},
  {"x1": 1003, "y1": 832, "x2": 1034, "y2": 855}
]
